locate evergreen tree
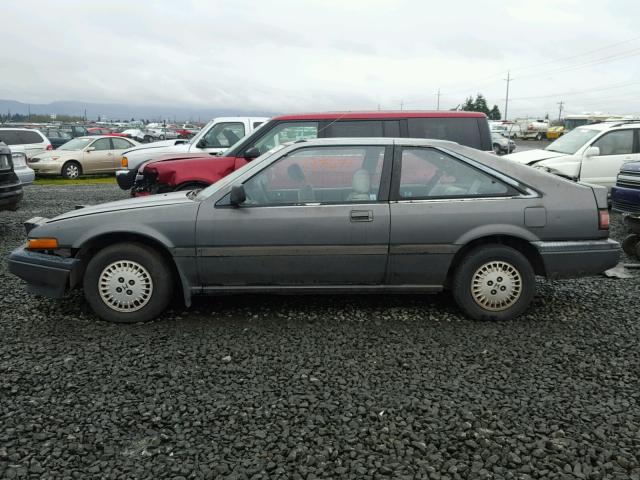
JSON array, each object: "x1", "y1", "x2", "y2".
[
  {"x1": 462, "y1": 96, "x2": 476, "y2": 112},
  {"x1": 473, "y1": 94, "x2": 490, "y2": 115},
  {"x1": 488, "y1": 105, "x2": 501, "y2": 120}
]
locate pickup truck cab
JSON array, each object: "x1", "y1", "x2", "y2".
[
  {"x1": 129, "y1": 111, "x2": 492, "y2": 196},
  {"x1": 116, "y1": 117, "x2": 268, "y2": 189},
  {"x1": 505, "y1": 120, "x2": 640, "y2": 189}
]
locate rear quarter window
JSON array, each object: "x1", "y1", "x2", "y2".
[
  {"x1": 18, "y1": 130, "x2": 45, "y2": 144},
  {"x1": 408, "y1": 118, "x2": 484, "y2": 149},
  {"x1": 0, "y1": 130, "x2": 21, "y2": 145}
]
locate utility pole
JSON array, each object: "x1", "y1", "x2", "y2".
[
  {"x1": 27, "y1": 104, "x2": 30, "y2": 121},
  {"x1": 400, "y1": 99, "x2": 404, "y2": 111},
  {"x1": 503, "y1": 71, "x2": 512, "y2": 121},
  {"x1": 557, "y1": 100, "x2": 564, "y2": 121},
  {"x1": 436, "y1": 88, "x2": 441, "y2": 110}
]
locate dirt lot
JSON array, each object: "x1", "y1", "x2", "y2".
[{"x1": 1, "y1": 184, "x2": 639, "y2": 479}]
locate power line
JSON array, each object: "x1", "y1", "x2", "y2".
[{"x1": 505, "y1": 80, "x2": 640, "y2": 101}]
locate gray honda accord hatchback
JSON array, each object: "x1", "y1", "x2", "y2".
[{"x1": 8, "y1": 138, "x2": 620, "y2": 323}]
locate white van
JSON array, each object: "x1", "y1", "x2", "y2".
[{"x1": 0, "y1": 128, "x2": 52, "y2": 159}]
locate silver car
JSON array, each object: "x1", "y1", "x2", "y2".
[{"x1": 8, "y1": 138, "x2": 620, "y2": 323}]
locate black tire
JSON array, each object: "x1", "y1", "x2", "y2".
[
  {"x1": 83, "y1": 242, "x2": 173, "y2": 323},
  {"x1": 622, "y1": 234, "x2": 639, "y2": 257},
  {"x1": 144, "y1": 135, "x2": 153, "y2": 143},
  {"x1": 535, "y1": 133, "x2": 543, "y2": 140},
  {"x1": 493, "y1": 143, "x2": 501, "y2": 154},
  {"x1": 175, "y1": 182, "x2": 208, "y2": 192},
  {"x1": 159, "y1": 134, "x2": 165, "y2": 140},
  {"x1": 61, "y1": 161, "x2": 82, "y2": 179},
  {"x1": 452, "y1": 244, "x2": 535, "y2": 321}
]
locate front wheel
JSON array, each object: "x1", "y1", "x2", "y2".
[
  {"x1": 452, "y1": 245, "x2": 535, "y2": 321},
  {"x1": 83, "y1": 242, "x2": 174, "y2": 323},
  {"x1": 61, "y1": 161, "x2": 82, "y2": 179}
]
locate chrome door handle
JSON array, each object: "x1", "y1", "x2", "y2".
[{"x1": 350, "y1": 210, "x2": 373, "y2": 222}]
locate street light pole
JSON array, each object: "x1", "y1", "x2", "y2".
[{"x1": 504, "y1": 71, "x2": 512, "y2": 121}]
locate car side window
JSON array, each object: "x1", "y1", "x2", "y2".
[
  {"x1": 18, "y1": 131, "x2": 44, "y2": 144},
  {"x1": 90, "y1": 138, "x2": 112, "y2": 151},
  {"x1": 202, "y1": 122, "x2": 246, "y2": 148},
  {"x1": 592, "y1": 130, "x2": 634, "y2": 156},
  {"x1": 111, "y1": 138, "x2": 133, "y2": 150},
  {"x1": 242, "y1": 146, "x2": 386, "y2": 205},
  {"x1": 398, "y1": 148, "x2": 509, "y2": 199},
  {"x1": 251, "y1": 122, "x2": 318, "y2": 154}
]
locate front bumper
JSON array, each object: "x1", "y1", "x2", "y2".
[
  {"x1": 533, "y1": 239, "x2": 621, "y2": 279},
  {"x1": 611, "y1": 185, "x2": 640, "y2": 215},
  {"x1": 28, "y1": 161, "x2": 63, "y2": 175},
  {"x1": 7, "y1": 247, "x2": 81, "y2": 298}
]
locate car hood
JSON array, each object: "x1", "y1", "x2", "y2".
[
  {"x1": 504, "y1": 149, "x2": 567, "y2": 165},
  {"x1": 123, "y1": 141, "x2": 190, "y2": 156},
  {"x1": 49, "y1": 191, "x2": 195, "y2": 222},
  {"x1": 534, "y1": 156, "x2": 581, "y2": 179},
  {"x1": 621, "y1": 161, "x2": 640, "y2": 173}
]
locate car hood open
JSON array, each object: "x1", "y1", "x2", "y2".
[
  {"x1": 504, "y1": 149, "x2": 567, "y2": 165},
  {"x1": 49, "y1": 191, "x2": 195, "y2": 222}
]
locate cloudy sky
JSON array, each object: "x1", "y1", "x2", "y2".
[{"x1": 2, "y1": 0, "x2": 640, "y2": 119}]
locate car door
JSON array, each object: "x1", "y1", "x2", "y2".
[
  {"x1": 195, "y1": 144, "x2": 392, "y2": 288},
  {"x1": 82, "y1": 138, "x2": 113, "y2": 173},
  {"x1": 388, "y1": 146, "x2": 523, "y2": 286},
  {"x1": 110, "y1": 137, "x2": 135, "y2": 170},
  {"x1": 580, "y1": 129, "x2": 638, "y2": 188}
]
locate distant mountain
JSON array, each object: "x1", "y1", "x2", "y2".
[{"x1": 0, "y1": 99, "x2": 274, "y2": 122}]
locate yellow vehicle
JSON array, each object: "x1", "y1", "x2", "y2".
[{"x1": 546, "y1": 125, "x2": 565, "y2": 139}]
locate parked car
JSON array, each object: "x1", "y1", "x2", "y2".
[
  {"x1": 491, "y1": 132, "x2": 516, "y2": 154},
  {"x1": 38, "y1": 127, "x2": 73, "y2": 149},
  {"x1": 546, "y1": 125, "x2": 565, "y2": 140},
  {"x1": 0, "y1": 128, "x2": 52, "y2": 159},
  {"x1": 28, "y1": 136, "x2": 140, "y2": 179},
  {"x1": 116, "y1": 117, "x2": 269, "y2": 186},
  {"x1": 8, "y1": 146, "x2": 35, "y2": 185},
  {"x1": 59, "y1": 124, "x2": 89, "y2": 138},
  {"x1": 505, "y1": 120, "x2": 640, "y2": 189},
  {"x1": 611, "y1": 161, "x2": 640, "y2": 215},
  {"x1": 0, "y1": 142, "x2": 23, "y2": 211},
  {"x1": 490, "y1": 122, "x2": 522, "y2": 139},
  {"x1": 125, "y1": 111, "x2": 493, "y2": 196},
  {"x1": 8, "y1": 138, "x2": 619, "y2": 324}
]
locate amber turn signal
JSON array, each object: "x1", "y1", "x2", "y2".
[
  {"x1": 121, "y1": 156, "x2": 128, "y2": 168},
  {"x1": 27, "y1": 238, "x2": 59, "y2": 250}
]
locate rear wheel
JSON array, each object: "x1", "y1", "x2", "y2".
[
  {"x1": 622, "y1": 234, "x2": 639, "y2": 257},
  {"x1": 83, "y1": 242, "x2": 173, "y2": 323},
  {"x1": 493, "y1": 143, "x2": 502, "y2": 154},
  {"x1": 535, "y1": 133, "x2": 543, "y2": 140},
  {"x1": 452, "y1": 245, "x2": 535, "y2": 321},
  {"x1": 61, "y1": 161, "x2": 82, "y2": 179}
]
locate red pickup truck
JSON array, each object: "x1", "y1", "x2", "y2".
[{"x1": 130, "y1": 111, "x2": 492, "y2": 196}]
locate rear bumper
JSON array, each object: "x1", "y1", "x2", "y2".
[
  {"x1": 15, "y1": 166, "x2": 35, "y2": 185},
  {"x1": 611, "y1": 185, "x2": 640, "y2": 215},
  {"x1": 0, "y1": 179, "x2": 23, "y2": 209},
  {"x1": 533, "y1": 239, "x2": 621, "y2": 278},
  {"x1": 7, "y1": 247, "x2": 81, "y2": 298}
]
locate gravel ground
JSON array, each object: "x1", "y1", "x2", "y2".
[{"x1": 1, "y1": 184, "x2": 639, "y2": 480}]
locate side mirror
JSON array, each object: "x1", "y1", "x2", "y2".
[
  {"x1": 86, "y1": 146, "x2": 95, "y2": 152},
  {"x1": 229, "y1": 185, "x2": 246, "y2": 206},
  {"x1": 244, "y1": 147, "x2": 261, "y2": 160},
  {"x1": 196, "y1": 139, "x2": 207, "y2": 148},
  {"x1": 584, "y1": 146, "x2": 600, "y2": 158}
]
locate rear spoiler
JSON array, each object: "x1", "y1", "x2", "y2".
[{"x1": 579, "y1": 182, "x2": 608, "y2": 209}]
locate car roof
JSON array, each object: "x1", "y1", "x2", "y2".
[
  {"x1": 272, "y1": 111, "x2": 487, "y2": 121},
  {"x1": 578, "y1": 121, "x2": 640, "y2": 132},
  {"x1": 280, "y1": 137, "x2": 460, "y2": 148}
]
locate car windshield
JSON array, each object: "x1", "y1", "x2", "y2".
[
  {"x1": 545, "y1": 128, "x2": 600, "y2": 154},
  {"x1": 58, "y1": 138, "x2": 93, "y2": 150},
  {"x1": 196, "y1": 144, "x2": 288, "y2": 200}
]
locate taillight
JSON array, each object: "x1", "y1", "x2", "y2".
[
  {"x1": 598, "y1": 209, "x2": 609, "y2": 230},
  {"x1": 46, "y1": 144, "x2": 53, "y2": 150}
]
